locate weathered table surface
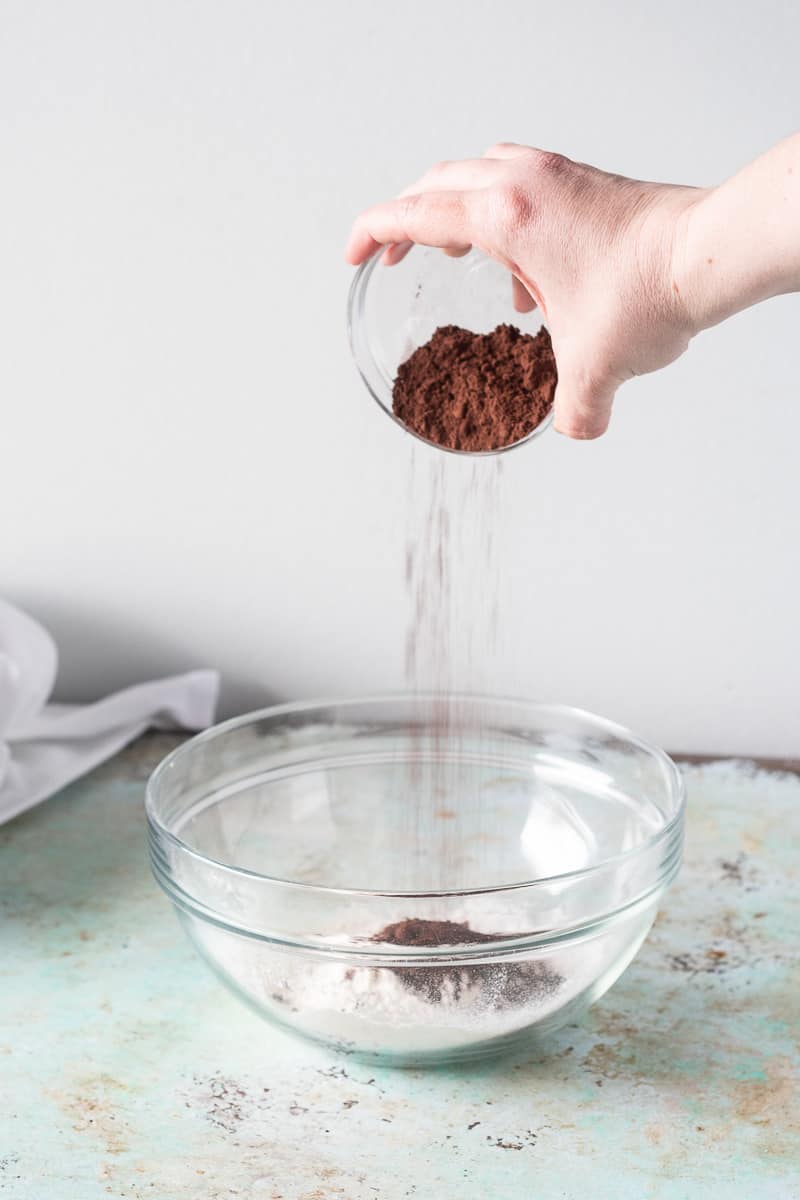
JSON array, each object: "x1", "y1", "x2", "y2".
[{"x1": 1, "y1": 735, "x2": 798, "y2": 1200}]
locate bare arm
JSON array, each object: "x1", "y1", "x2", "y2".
[
  {"x1": 346, "y1": 136, "x2": 800, "y2": 439},
  {"x1": 678, "y1": 133, "x2": 800, "y2": 331}
]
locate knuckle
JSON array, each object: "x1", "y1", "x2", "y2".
[
  {"x1": 491, "y1": 181, "x2": 534, "y2": 229},
  {"x1": 399, "y1": 192, "x2": 422, "y2": 228},
  {"x1": 450, "y1": 192, "x2": 470, "y2": 228},
  {"x1": 528, "y1": 148, "x2": 568, "y2": 176},
  {"x1": 554, "y1": 364, "x2": 614, "y2": 440},
  {"x1": 555, "y1": 420, "x2": 606, "y2": 441}
]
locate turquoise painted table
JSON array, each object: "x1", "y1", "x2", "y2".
[{"x1": 1, "y1": 735, "x2": 798, "y2": 1199}]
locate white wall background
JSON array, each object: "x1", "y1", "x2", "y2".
[{"x1": 1, "y1": 0, "x2": 798, "y2": 756}]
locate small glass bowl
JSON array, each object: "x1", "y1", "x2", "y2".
[
  {"x1": 347, "y1": 246, "x2": 554, "y2": 455},
  {"x1": 147, "y1": 697, "x2": 684, "y2": 1068}
]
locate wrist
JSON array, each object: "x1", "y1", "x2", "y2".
[
  {"x1": 674, "y1": 144, "x2": 800, "y2": 334},
  {"x1": 669, "y1": 187, "x2": 719, "y2": 337}
]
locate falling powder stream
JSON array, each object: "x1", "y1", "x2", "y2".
[{"x1": 402, "y1": 445, "x2": 507, "y2": 891}]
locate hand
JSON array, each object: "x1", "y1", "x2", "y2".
[{"x1": 346, "y1": 144, "x2": 703, "y2": 439}]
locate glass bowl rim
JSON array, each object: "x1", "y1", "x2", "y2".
[
  {"x1": 346, "y1": 249, "x2": 555, "y2": 457},
  {"x1": 146, "y1": 693, "x2": 685, "y2": 900}
]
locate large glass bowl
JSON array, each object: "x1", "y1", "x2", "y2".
[
  {"x1": 347, "y1": 246, "x2": 554, "y2": 455},
  {"x1": 146, "y1": 697, "x2": 684, "y2": 1068}
]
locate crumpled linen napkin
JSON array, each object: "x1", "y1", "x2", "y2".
[{"x1": 0, "y1": 597, "x2": 219, "y2": 824}]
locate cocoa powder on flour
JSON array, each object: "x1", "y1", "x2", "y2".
[
  {"x1": 372, "y1": 918, "x2": 562, "y2": 1007},
  {"x1": 393, "y1": 323, "x2": 557, "y2": 452}
]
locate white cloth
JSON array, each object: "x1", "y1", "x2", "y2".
[{"x1": 0, "y1": 598, "x2": 219, "y2": 824}]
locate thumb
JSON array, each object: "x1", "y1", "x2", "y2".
[{"x1": 552, "y1": 353, "x2": 618, "y2": 440}]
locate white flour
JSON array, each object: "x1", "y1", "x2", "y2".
[{"x1": 192, "y1": 920, "x2": 609, "y2": 1055}]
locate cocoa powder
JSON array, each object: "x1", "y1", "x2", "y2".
[
  {"x1": 376, "y1": 918, "x2": 506, "y2": 948},
  {"x1": 372, "y1": 918, "x2": 562, "y2": 1007},
  {"x1": 393, "y1": 324, "x2": 557, "y2": 452}
]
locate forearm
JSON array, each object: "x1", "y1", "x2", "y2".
[{"x1": 679, "y1": 133, "x2": 800, "y2": 333}]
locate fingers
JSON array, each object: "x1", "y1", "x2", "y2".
[
  {"x1": 381, "y1": 240, "x2": 414, "y2": 266},
  {"x1": 382, "y1": 241, "x2": 470, "y2": 266},
  {"x1": 399, "y1": 158, "x2": 500, "y2": 198},
  {"x1": 346, "y1": 143, "x2": 538, "y2": 263},
  {"x1": 374, "y1": 160, "x2": 496, "y2": 266},
  {"x1": 346, "y1": 153, "x2": 502, "y2": 265},
  {"x1": 552, "y1": 355, "x2": 617, "y2": 440},
  {"x1": 512, "y1": 275, "x2": 536, "y2": 313},
  {"x1": 396, "y1": 164, "x2": 485, "y2": 260},
  {"x1": 345, "y1": 191, "x2": 475, "y2": 265}
]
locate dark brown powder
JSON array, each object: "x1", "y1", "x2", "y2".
[
  {"x1": 393, "y1": 324, "x2": 557, "y2": 452},
  {"x1": 376, "y1": 918, "x2": 510, "y2": 948},
  {"x1": 372, "y1": 918, "x2": 562, "y2": 1007}
]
